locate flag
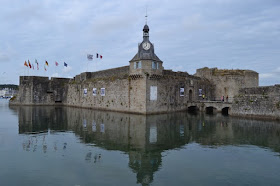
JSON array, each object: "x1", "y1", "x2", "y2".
[
  {"x1": 28, "y1": 60, "x2": 32, "y2": 68},
  {"x1": 45, "y1": 61, "x2": 49, "y2": 66},
  {"x1": 64, "y1": 62, "x2": 67, "y2": 67},
  {"x1": 24, "y1": 61, "x2": 28, "y2": 67},
  {"x1": 35, "y1": 59, "x2": 39, "y2": 70},
  {"x1": 96, "y1": 53, "x2": 99, "y2": 58},
  {"x1": 32, "y1": 64, "x2": 34, "y2": 70},
  {"x1": 44, "y1": 66, "x2": 47, "y2": 71},
  {"x1": 87, "y1": 54, "x2": 93, "y2": 60},
  {"x1": 55, "y1": 61, "x2": 59, "y2": 66},
  {"x1": 100, "y1": 55, "x2": 102, "y2": 59}
]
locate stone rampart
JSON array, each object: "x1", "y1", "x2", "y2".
[
  {"x1": 232, "y1": 85, "x2": 280, "y2": 119},
  {"x1": 195, "y1": 67, "x2": 258, "y2": 102},
  {"x1": 66, "y1": 76, "x2": 134, "y2": 113},
  {"x1": 74, "y1": 66, "x2": 129, "y2": 82},
  {"x1": 146, "y1": 75, "x2": 214, "y2": 113},
  {"x1": 10, "y1": 76, "x2": 71, "y2": 105}
]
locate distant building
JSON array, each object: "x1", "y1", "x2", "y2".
[{"x1": 0, "y1": 88, "x2": 17, "y2": 98}]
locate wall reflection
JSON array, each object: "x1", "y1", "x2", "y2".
[{"x1": 10, "y1": 105, "x2": 280, "y2": 185}]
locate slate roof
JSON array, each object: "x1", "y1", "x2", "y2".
[{"x1": 130, "y1": 52, "x2": 162, "y2": 62}]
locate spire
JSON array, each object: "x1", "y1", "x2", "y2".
[
  {"x1": 145, "y1": 6, "x2": 148, "y2": 25},
  {"x1": 143, "y1": 7, "x2": 149, "y2": 39}
]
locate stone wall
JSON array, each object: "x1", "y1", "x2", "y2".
[
  {"x1": 74, "y1": 66, "x2": 129, "y2": 82},
  {"x1": 145, "y1": 74, "x2": 213, "y2": 113},
  {"x1": 195, "y1": 67, "x2": 258, "y2": 102},
  {"x1": 11, "y1": 69, "x2": 215, "y2": 114},
  {"x1": 66, "y1": 71, "x2": 212, "y2": 114},
  {"x1": 15, "y1": 76, "x2": 49, "y2": 104},
  {"x1": 66, "y1": 74, "x2": 135, "y2": 113},
  {"x1": 11, "y1": 76, "x2": 70, "y2": 105},
  {"x1": 232, "y1": 85, "x2": 280, "y2": 119}
]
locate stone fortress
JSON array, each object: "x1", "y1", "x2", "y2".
[{"x1": 10, "y1": 24, "x2": 280, "y2": 119}]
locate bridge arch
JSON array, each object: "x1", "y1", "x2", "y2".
[
  {"x1": 222, "y1": 107, "x2": 231, "y2": 116},
  {"x1": 187, "y1": 106, "x2": 199, "y2": 114},
  {"x1": 205, "y1": 106, "x2": 217, "y2": 115}
]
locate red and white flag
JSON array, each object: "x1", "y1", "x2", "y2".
[{"x1": 55, "y1": 61, "x2": 59, "y2": 66}]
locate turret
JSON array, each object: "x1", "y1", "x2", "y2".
[{"x1": 129, "y1": 24, "x2": 163, "y2": 76}]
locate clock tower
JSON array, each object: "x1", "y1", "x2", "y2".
[{"x1": 129, "y1": 24, "x2": 163, "y2": 76}]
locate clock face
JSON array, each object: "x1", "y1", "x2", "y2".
[{"x1": 142, "y1": 42, "x2": 151, "y2": 50}]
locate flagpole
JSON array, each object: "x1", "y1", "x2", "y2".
[{"x1": 56, "y1": 62, "x2": 58, "y2": 77}]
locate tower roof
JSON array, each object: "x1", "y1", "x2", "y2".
[{"x1": 143, "y1": 24, "x2": 149, "y2": 32}]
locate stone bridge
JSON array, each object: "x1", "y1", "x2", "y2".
[{"x1": 187, "y1": 101, "x2": 232, "y2": 115}]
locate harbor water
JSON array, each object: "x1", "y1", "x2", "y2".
[{"x1": 1, "y1": 99, "x2": 280, "y2": 185}]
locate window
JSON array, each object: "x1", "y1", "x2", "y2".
[
  {"x1": 101, "y1": 88, "x2": 105, "y2": 96},
  {"x1": 92, "y1": 88, "x2": 97, "y2": 96},
  {"x1": 199, "y1": 89, "x2": 202, "y2": 97},
  {"x1": 92, "y1": 120, "x2": 96, "y2": 132},
  {"x1": 134, "y1": 61, "x2": 142, "y2": 69},
  {"x1": 150, "y1": 86, "x2": 157, "y2": 100},
  {"x1": 100, "y1": 124, "x2": 105, "y2": 133},
  {"x1": 84, "y1": 88, "x2": 87, "y2": 96},
  {"x1": 152, "y1": 61, "x2": 158, "y2": 69},
  {"x1": 180, "y1": 88, "x2": 184, "y2": 96}
]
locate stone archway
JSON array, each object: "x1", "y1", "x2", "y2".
[
  {"x1": 205, "y1": 106, "x2": 217, "y2": 115},
  {"x1": 187, "y1": 106, "x2": 198, "y2": 114},
  {"x1": 189, "y1": 89, "x2": 193, "y2": 101},
  {"x1": 222, "y1": 107, "x2": 230, "y2": 116}
]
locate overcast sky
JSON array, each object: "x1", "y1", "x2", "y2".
[{"x1": 0, "y1": 0, "x2": 279, "y2": 85}]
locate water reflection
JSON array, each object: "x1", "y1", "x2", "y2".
[{"x1": 9, "y1": 105, "x2": 280, "y2": 185}]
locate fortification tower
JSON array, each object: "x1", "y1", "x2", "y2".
[{"x1": 129, "y1": 24, "x2": 163, "y2": 76}]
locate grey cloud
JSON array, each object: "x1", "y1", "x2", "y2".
[{"x1": 0, "y1": 0, "x2": 279, "y2": 85}]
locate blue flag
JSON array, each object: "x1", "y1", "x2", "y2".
[{"x1": 64, "y1": 62, "x2": 67, "y2": 67}]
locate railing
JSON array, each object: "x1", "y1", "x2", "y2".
[{"x1": 198, "y1": 97, "x2": 234, "y2": 103}]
